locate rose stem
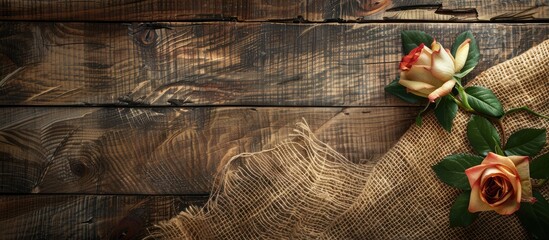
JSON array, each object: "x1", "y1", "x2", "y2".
[
  {"x1": 504, "y1": 106, "x2": 549, "y2": 120},
  {"x1": 496, "y1": 119, "x2": 506, "y2": 148}
]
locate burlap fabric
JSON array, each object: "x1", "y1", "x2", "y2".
[{"x1": 149, "y1": 40, "x2": 549, "y2": 239}]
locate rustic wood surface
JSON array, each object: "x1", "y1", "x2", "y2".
[
  {"x1": 0, "y1": 106, "x2": 417, "y2": 194},
  {"x1": 0, "y1": 194, "x2": 208, "y2": 239},
  {"x1": 1, "y1": 1, "x2": 547, "y2": 238},
  {"x1": 0, "y1": 22, "x2": 547, "y2": 106},
  {"x1": 0, "y1": 0, "x2": 547, "y2": 21}
]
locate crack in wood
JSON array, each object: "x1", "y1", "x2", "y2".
[
  {"x1": 383, "y1": 3, "x2": 478, "y2": 21},
  {"x1": 0, "y1": 67, "x2": 24, "y2": 87},
  {"x1": 32, "y1": 128, "x2": 79, "y2": 193}
]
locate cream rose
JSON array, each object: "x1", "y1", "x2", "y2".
[
  {"x1": 465, "y1": 152, "x2": 534, "y2": 215},
  {"x1": 398, "y1": 39, "x2": 470, "y2": 102}
]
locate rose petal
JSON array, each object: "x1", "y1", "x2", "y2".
[
  {"x1": 399, "y1": 78, "x2": 435, "y2": 98},
  {"x1": 469, "y1": 182, "x2": 493, "y2": 213},
  {"x1": 489, "y1": 188, "x2": 513, "y2": 206},
  {"x1": 482, "y1": 153, "x2": 517, "y2": 171},
  {"x1": 399, "y1": 79, "x2": 436, "y2": 91},
  {"x1": 480, "y1": 167, "x2": 515, "y2": 184},
  {"x1": 482, "y1": 156, "x2": 531, "y2": 200},
  {"x1": 400, "y1": 44, "x2": 425, "y2": 70},
  {"x1": 465, "y1": 164, "x2": 491, "y2": 188},
  {"x1": 487, "y1": 165, "x2": 521, "y2": 204},
  {"x1": 492, "y1": 196, "x2": 520, "y2": 215},
  {"x1": 511, "y1": 156, "x2": 533, "y2": 202},
  {"x1": 514, "y1": 177, "x2": 522, "y2": 203},
  {"x1": 402, "y1": 65, "x2": 442, "y2": 87},
  {"x1": 454, "y1": 39, "x2": 470, "y2": 72},
  {"x1": 430, "y1": 41, "x2": 455, "y2": 81},
  {"x1": 481, "y1": 154, "x2": 524, "y2": 207},
  {"x1": 509, "y1": 155, "x2": 528, "y2": 166},
  {"x1": 480, "y1": 167, "x2": 517, "y2": 190},
  {"x1": 415, "y1": 47, "x2": 432, "y2": 66},
  {"x1": 446, "y1": 48, "x2": 456, "y2": 67},
  {"x1": 407, "y1": 89, "x2": 430, "y2": 98},
  {"x1": 427, "y1": 79, "x2": 456, "y2": 102},
  {"x1": 478, "y1": 170, "x2": 514, "y2": 207}
]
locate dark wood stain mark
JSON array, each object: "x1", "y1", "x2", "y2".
[{"x1": 109, "y1": 208, "x2": 147, "y2": 240}]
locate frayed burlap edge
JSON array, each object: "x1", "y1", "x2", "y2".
[{"x1": 147, "y1": 121, "x2": 374, "y2": 239}]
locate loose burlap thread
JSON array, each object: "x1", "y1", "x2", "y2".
[{"x1": 149, "y1": 40, "x2": 549, "y2": 239}]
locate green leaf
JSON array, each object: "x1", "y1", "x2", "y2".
[
  {"x1": 494, "y1": 143, "x2": 505, "y2": 156},
  {"x1": 504, "y1": 129, "x2": 546, "y2": 157},
  {"x1": 530, "y1": 152, "x2": 549, "y2": 179},
  {"x1": 434, "y1": 95, "x2": 458, "y2": 132},
  {"x1": 415, "y1": 102, "x2": 431, "y2": 127},
  {"x1": 454, "y1": 67, "x2": 475, "y2": 79},
  {"x1": 450, "y1": 191, "x2": 478, "y2": 227},
  {"x1": 467, "y1": 115, "x2": 501, "y2": 156},
  {"x1": 432, "y1": 154, "x2": 484, "y2": 190},
  {"x1": 465, "y1": 86, "x2": 504, "y2": 118},
  {"x1": 401, "y1": 30, "x2": 434, "y2": 54},
  {"x1": 516, "y1": 191, "x2": 549, "y2": 240},
  {"x1": 415, "y1": 114, "x2": 422, "y2": 126},
  {"x1": 504, "y1": 106, "x2": 549, "y2": 120},
  {"x1": 385, "y1": 77, "x2": 425, "y2": 104},
  {"x1": 451, "y1": 31, "x2": 480, "y2": 80}
]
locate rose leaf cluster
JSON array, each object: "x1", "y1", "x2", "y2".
[{"x1": 432, "y1": 115, "x2": 549, "y2": 238}]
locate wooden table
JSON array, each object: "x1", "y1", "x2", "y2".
[{"x1": 0, "y1": 1, "x2": 547, "y2": 239}]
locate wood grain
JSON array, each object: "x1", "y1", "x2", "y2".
[
  {"x1": 0, "y1": 0, "x2": 547, "y2": 21},
  {"x1": 0, "y1": 194, "x2": 208, "y2": 239},
  {"x1": 0, "y1": 106, "x2": 417, "y2": 194},
  {"x1": 0, "y1": 22, "x2": 547, "y2": 106},
  {"x1": 0, "y1": 0, "x2": 306, "y2": 21},
  {"x1": 442, "y1": 0, "x2": 549, "y2": 21},
  {"x1": 1, "y1": 2, "x2": 546, "y2": 240}
]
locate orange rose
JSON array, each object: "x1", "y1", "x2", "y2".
[
  {"x1": 399, "y1": 39, "x2": 470, "y2": 102},
  {"x1": 465, "y1": 153, "x2": 534, "y2": 215}
]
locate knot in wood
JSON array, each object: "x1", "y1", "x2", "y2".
[
  {"x1": 69, "y1": 160, "x2": 88, "y2": 178},
  {"x1": 137, "y1": 28, "x2": 157, "y2": 46},
  {"x1": 64, "y1": 143, "x2": 103, "y2": 183},
  {"x1": 360, "y1": 0, "x2": 391, "y2": 14}
]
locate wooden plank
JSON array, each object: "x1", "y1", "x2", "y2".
[
  {"x1": 0, "y1": 194, "x2": 208, "y2": 239},
  {"x1": 323, "y1": 0, "x2": 450, "y2": 21},
  {"x1": 0, "y1": 0, "x2": 303, "y2": 21},
  {"x1": 442, "y1": 0, "x2": 549, "y2": 21},
  {"x1": 0, "y1": 106, "x2": 417, "y2": 194},
  {"x1": 0, "y1": 0, "x2": 547, "y2": 21},
  {"x1": 0, "y1": 22, "x2": 547, "y2": 106}
]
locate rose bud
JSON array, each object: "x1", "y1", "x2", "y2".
[
  {"x1": 465, "y1": 153, "x2": 535, "y2": 215},
  {"x1": 398, "y1": 39, "x2": 470, "y2": 102}
]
